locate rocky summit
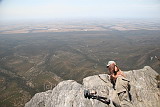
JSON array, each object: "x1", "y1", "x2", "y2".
[{"x1": 25, "y1": 66, "x2": 160, "y2": 107}]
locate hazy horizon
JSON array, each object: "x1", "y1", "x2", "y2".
[{"x1": 0, "y1": 0, "x2": 160, "y2": 22}]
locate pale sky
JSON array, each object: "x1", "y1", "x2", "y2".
[{"x1": 0, "y1": 0, "x2": 160, "y2": 21}]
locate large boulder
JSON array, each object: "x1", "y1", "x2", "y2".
[{"x1": 25, "y1": 66, "x2": 160, "y2": 107}]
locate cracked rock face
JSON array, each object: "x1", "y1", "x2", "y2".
[{"x1": 25, "y1": 66, "x2": 160, "y2": 107}]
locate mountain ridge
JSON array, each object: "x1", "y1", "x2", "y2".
[{"x1": 25, "y1": 66, "x2": 160, "y2": 107}]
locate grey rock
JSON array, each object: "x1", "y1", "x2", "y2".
[
  {"x1": 125, "y1": 66, "x2": 160, "y2": 107},
  {"x1": 25, "y1": 66, "x2": 160, "y2": 107}
]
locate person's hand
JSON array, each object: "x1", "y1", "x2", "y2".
[
  {"x1": 110, "y1": 74, "x2": 117, "y2": 80},
  {"x1": 117, "y1": 71, "x2": 126, "y2": 77}
]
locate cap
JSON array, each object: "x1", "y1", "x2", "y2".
[{"x1": 106, "y1": 61, "x2": 116, "y2": 68}]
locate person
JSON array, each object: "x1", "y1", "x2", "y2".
[{"x1": 106, "y1": 61, "x2": 132, "y2": 107}]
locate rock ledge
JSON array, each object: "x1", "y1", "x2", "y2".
[{"x1": 25, "y1": 66, "x2": 160, "y2": 107}]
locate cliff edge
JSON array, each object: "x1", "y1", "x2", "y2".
[{"x1": 25, "y1": 66, "x2": 160, "y2": 107}]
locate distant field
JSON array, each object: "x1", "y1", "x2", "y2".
[
  {"x1": 1, "y1": 19, "x2": 160, "y2": 34},
  {"x1": 0, "y1": 30, "x2": 160, "y2": 107}
]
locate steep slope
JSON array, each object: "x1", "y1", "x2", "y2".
[{"x1": 25, "y1": 66, "x2": 160, "y2": 107}]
